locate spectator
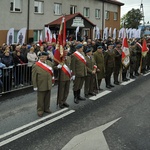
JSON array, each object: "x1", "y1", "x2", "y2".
[{"x1": 0, "y1": 61, "x2": 6, "y2": 93}]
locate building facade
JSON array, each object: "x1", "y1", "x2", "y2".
[{"x1": 0, "y1": 0, "x2": 124, "y2": 45}]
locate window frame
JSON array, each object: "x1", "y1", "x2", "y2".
[
  {"x1": 83, "y1": 7, "x2": 90, "y2": 18},
  {"x1": 54, "y1": 3, "x2": 62, "y2": 15},
  {"x1": 95, "y1": 9, "x2": 100, "y2": 19},
  {"x1": 114, "y1": 12, "x2": 118, "y2": 20},
  {"x1": 10, "y1": 0, "x2": 22, "y2": 12},
  {"x1": 105, "y1": 10, "x2": 110, "y2": 20},
  {"x1": 34, "y1": 0, "x2": 44, "y2": 14},
  {"x1": 70, "y1": 5, "x2": 77, "y2": 14}
]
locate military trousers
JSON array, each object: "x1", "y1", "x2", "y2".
[
  {"x1": 37, "y1": 90, "x2": 51, "y2": 113},
  {"x1": 57, "y1": 80, "x2": 70, "y2": 105},
  {"x1": 84, "y1": 75, "x2": 94, "y2": 95},
  {"x1": 73, "y1": 76, "x2": 85, "y2": 91}
]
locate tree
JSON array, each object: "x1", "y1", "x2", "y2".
[{"x1": 121, "y1": 8, "x2": 143, "y2": 28}]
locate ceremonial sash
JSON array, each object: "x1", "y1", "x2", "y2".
[
  {"x1": 74, "y1": 51, "x2": 86, "y2": 65},
  {"x1": 62, "y1": 64, "x2": 71, "y2": 78},
  {"x1": 136, "y1": 42, "x2": 142, "y2": 49},
  {"x1": 36, "y1": 61, "x2": 53, "y2": 76}
]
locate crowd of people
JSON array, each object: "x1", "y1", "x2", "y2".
[{"x1": 0, "y1": 35, "x2": 150, "y2": 117}]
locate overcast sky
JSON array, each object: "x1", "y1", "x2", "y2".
[{"x1": 120, "y1": 0, "x2": 150, "y2": 23}]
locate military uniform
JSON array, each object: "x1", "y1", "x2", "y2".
[
  {"x1": 57, "y1": 56, "x2": 71, "y2": 108},
  {"x1": 104, "y1": 49, "x2": 115, "y2": 88},
  {"x1": 129, "y1": 44, "x2": 137, "y2": 78},
  {"x1": 71, "y1": 44, "x2": 87, "y2": 104},
  {"x1": 113, "y1": 47, "x2": 122, "y2": 84},
  {"x1": 135, "y1": 42, "x2": 142, "y2": 75},
  {"x1": 93, "y1": 49, "x2": 105, "y2": 90},
  {"x1": 32, "y1": 59, "x2": 54, "y2": 116},
  {"x1": 84, "y1": 50, "x2": 96, "y2": 97}
]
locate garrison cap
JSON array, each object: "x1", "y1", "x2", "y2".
[
  {"x1": 38, "y1": 51, "x2": 48, "y2": 56},
  {"x1": 75, "y1": 44, "x2": 83, "y2": 49}
]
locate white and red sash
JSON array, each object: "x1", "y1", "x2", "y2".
[
  {"x1": 36, "y1": 61, "x2": 53, "y2": 76},
  {"x1": 62, "y1": 64, "x2": 71, "y2": 78},
  {"x1": 136, "y1": 42, "x2": 142, "y2": 49},
  {"x1": 74, "y1": 51, "x2": 86, "y2": 65}
]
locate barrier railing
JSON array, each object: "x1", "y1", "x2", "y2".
[{"x1": 0, "y1": 64, "x2": 32, "y2": 94}]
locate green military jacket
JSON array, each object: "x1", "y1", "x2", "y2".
[
  {"x1": 71, "y1": 51, "x2": 87, "y2": 77},
  {"x1": 93, "y1": 51, "x2": 105, "y2": 79},
  {"x1": 32, "y1": 60, "x2": 54, "y2": 91}
]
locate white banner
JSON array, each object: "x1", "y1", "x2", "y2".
[
  {"x1": 96, "y1": 26, "x2": 100, "y2": 39},
  {"x1": 113, "y1": 28, "x2": 116, "y2": 39},
  {"x1": 76, "y1": 26, "x2": 80, "y2": 40},
  {"x1": 103, "y1": 27, "x2": 108, "y2": 40},
  {"x1": 109, "y1": 27, "x2": 112, "y2": 37},
  {"x1": 17, "y1": 28, "x2": 27, "y2": 45},
  {"x1": 7, "y1": 28, "x2": 14, "y2": 45}
]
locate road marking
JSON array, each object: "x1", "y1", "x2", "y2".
[
  {"x1": 0, "y1": 108, "x2": 68, "y2": 140},
  {"x1": 89, "y1": 90, "x2": 112, "y2": 100},
  {"x1": 120, "y1": 79, "x2": 135, "y2": 85},
  {"x1": 143, "y1": 72, "x2": 150, "y2": 76},
  {"x1": 0, "y1": 110, "x2": 75, "y2": 147},
  {"x1": 62, "y1": 117, "x2": 121, "y2": 150}
]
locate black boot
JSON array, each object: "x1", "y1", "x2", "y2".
[
  {"x1": 74, "y1": 91, "x2": 79, "y2": 104},
  {"x1": 77, "y1": 90, "x2": 86, "y2": 101}
]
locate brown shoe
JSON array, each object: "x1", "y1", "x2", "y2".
[
  {"x1": 37, "y1": 112, "x2": 43, "y2": 117},
  {"x1": 44, "y1": 110, "x2": 52, "y2": 114}
]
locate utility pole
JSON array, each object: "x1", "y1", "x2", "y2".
[{"x1": 140, "y1": 0, "x2": 145, "y2": 25}]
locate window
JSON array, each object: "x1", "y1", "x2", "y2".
[
  {"x1": 83, "y1": 7, "x2": 90, "y2": 17},
  {"x1": 114, "y1": 12, "x2": 118, "y2": 20},
  {"x1": 34, "y1": 1, "x2": 44, "y2": 13},
  {"x1": 54, "y1": 3, "x2": 62, "y2": 15},
  {"x1": 34, "y1": 30, "x2": 42, "y2": 42},
  {"x1": 105, "y1": 11, "x2": 110, "y2": 20},
  {"x1": 95, "y1": 9, "x2": 100, "y2": 19},
  {"x1": 10, "y1": 0, "x2": 22, "y2": 12},
  {"x1": 70, "y1": 5, "x2": 77, "y2": 14}
]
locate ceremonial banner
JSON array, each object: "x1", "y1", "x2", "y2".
[
  {"x1": 142, "y1": 38, "x2": 148, "y2": 57},
  {"x1": 122, "y1": 36, "x2": 130, "y2": 67},
  {"x1": 103, "y1": 27, "x2": 108, "y2": 40},
  {"x1": 17, "y1": 28, "x2": 27, "y2": 45},
  {"x1": 109, "y1": 27, "x2": 112, "y2": 37},
  {"x1": 113, "y1": 28, "x2": 116, "y2": 39},
  {"x1": 54, "y1": 16, "x2": 66, "y2": 64},
  {"x1": 7, "y1": 28, "x2": 14, "y2": 45},
  {"x1": 52, "y1": 33, "x2": 56, "y2": 43},
  {"x1": 96, "y1": 26, "x2": 100, "y2": 39}
]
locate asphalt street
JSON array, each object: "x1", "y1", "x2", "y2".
[{"x1": 0, "y1": 72, "x2": 150, "y2": 150}]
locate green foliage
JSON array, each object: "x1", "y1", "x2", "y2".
[{"x1": 121, "y1": 8, "x2": 143, "y2": 28}]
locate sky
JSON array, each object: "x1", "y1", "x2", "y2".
[{"x1": 120, "y1": 0, "x2": 150, "y2": 23}]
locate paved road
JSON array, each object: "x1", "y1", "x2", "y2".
[{"x1": 0, "y1": 72, "x2": 150, "y2": 150}]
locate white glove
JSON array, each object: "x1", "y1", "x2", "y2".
[
  {"x1": 72, "y1": 75, "x2": 75, "y2": 80},
  {"x1": 57, "y1": 64, "x2": 62, "y2": 69},
  {"x1": 33, "y1": 87, "x2": 37, "y2": 91}
]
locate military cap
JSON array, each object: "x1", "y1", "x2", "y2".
[
  {"x1": 85, "y1": 48, "x2": 92, "y2": 53},
  {"x1": 97, "y1": 46, "x2": 103, "y2": 49},
  {"x1": 75, "y1": 44, "x2": 83, "y2": 49},
  {"x1": 38, "y1": 51, "x2": 48, "y2": 56}
]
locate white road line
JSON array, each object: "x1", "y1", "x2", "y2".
[
  {"x1": 143, "y1": 72, "x2": 150, "y2": 76},
  {"x1": 89, "y1": 90, "x2": 112, "y2": 100},
  {"x1": 0, "y1": 108, "x2": 68, "y2": 140},
  {"x1": 120, "y1": 79, "x2": 135, "y2": 85},
  {"x1": 0, "y1": 110, "x2": 75, "y2": 147}
]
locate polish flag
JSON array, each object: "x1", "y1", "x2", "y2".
[
  {"x1": 52, "y1": 33, "x2": 56, "y2": 43},
  {"x1": 45, "y1": 27, "x2": 52, "y2": 43},
  {"x1": 39, "y1": 33, "x2": 43, "y2": 46},
  {"x1": 142, "y1": 38, "x2": 149, "y2": 57}
]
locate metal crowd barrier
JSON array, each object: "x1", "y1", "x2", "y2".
[{"x1": 0, "y1": 64, "x2": 32, "y2": 94}]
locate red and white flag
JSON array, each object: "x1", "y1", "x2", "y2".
[
  {"x1": 122, "y1": 34, "x2": 130, "y2": 67},
  {"x1": 52, "y1": 33, "x2": 56, "y2": 43},
  {"x1": 142, "y1": 38, "x2": 149, "y2": 57},
  {"x1": 45, "y1": 27, "x2": 52, "y2": 43},
  {"x1": 54, "y1": 16, "x2": 66, "y2": 64},
  {"x1": 39, "y1": 32, "x2": 43, "y2": 46}
]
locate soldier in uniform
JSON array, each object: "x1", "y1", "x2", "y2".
[
  {"x1": 113, "y1": 42, "x2": 122, "y2": 85},
  {"x1": 129, "y1": 42, "x2": 137, "y2": 78},
  {"x1": 135, "y1": 38, "x2": 142, "y2": 76},
  {"x1": 104, "y1": 44, "x2": 115, "y2": 89},
  {"x1": 93, "y1": 46, "x2": 105, "y2": 92},
  {"x1": 71, "y1": 44, "x2": 87, "y2": 104},
  {"x1": 56, "y1": 49, "x2": 71, "y2": 109},
  {"x1": 32, "y1": 52, "x2": 54, "y2": 117},
  {"x1": 84, "y1": 48, "x2": 96, "y2": 98}
]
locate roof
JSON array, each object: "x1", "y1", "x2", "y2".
[
  {"x1": 45, "y1": 12, "x2": 96, "y2": 27},
  {"x1": 107, "y1": 0, "x2": 124, "y2": 6}
]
